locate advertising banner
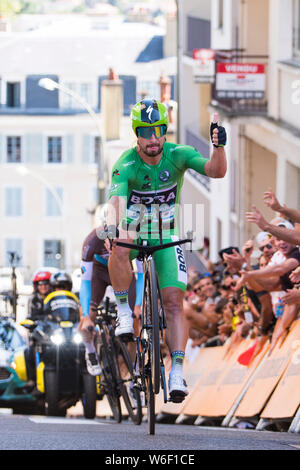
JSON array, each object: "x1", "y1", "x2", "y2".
[
  {"x1": 193, "y1": 49, "x2": 215, "y2": 84},
  {"x1": 216, "y1": 63, "x2": 266, "y2": 99}
]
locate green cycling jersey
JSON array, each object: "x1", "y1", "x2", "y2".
[{"x1": 109, "y1": 141, "x2": 208, "y2": 234}]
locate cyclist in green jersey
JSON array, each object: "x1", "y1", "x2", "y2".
[{"x1": 104, "y1": 99, "x2": 227, "y2": 400}]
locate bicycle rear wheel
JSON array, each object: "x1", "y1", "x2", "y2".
[
  {"x1": 114, "y1": 337, "x2": 142, "y2": 425},
  {"x1": 146, "y1": 375, "x2": 155, "y2": 435},
  {"x1": 146, "y1": 257, "x2": 160, "y2": 394},
  {"x1": 98, "y1": 337, "x2": 122, "y2": 423}
]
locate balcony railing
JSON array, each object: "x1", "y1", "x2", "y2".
[{"x1": 211, "y1": 49, "x2": 269, "y2": 115}]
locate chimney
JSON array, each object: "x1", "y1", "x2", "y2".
[
  {"x1": 159, "y1": 72, "x2": 177, "y2": 142},
  {"x1": 101, "y1": 68, "x2": 123, "y2": 140}
]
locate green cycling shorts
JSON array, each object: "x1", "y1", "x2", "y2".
[{"x1": 129, "y1": 232, "x2": 188, "y2": 291}]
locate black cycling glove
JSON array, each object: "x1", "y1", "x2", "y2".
[{"x1": 210, "y1": 121, "x2": 227, "y2": 148}]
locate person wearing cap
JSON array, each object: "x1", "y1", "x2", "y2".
[{"x1": 256, "y1": 231, "x2": 276, "y2": 263}]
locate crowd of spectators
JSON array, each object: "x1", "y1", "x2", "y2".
[{"x1": 184, "y1": 188, "x2": 300, "y2": 362}]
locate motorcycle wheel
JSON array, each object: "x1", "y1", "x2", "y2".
[
  {"x1": 82, "y1": 373, "x2": 97, "y2": 419},
  {"x1": 44, "y1": 370, "x2": 61, "y2": 416}
]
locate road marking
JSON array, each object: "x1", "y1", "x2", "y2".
[{"x1": 29, "y1": 416, "x2": 107, "y2": 425}]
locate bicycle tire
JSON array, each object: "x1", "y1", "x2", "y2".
[
  {"x1": 146, "y1": 375, "x2": 155, "y2": 435},
  {"x1": 97, "y1": 334, "x2": 122, "y2": 423},
  {"x1": 147, "y1": 258, "x2": 160, "y2": 394},
  {"x1": 114, "y1": 337, "x2": 142, "y2": 425}
]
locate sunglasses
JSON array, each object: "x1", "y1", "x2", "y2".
[
  {"x1": 193, "y1": 287, "x2": 201, "y2": 293},
  {"x1": 136, "y1": 125, "x2": 167, "y2": 139},
  {"x1": 259, "y1": 243, "x2": 273, "y2": 252},
  {"x1": 221, "y1": 282, "x2": 236, "y2": 290},
  {"x1": 37, "y1": 281, "x2": 49, "y2": 286}
]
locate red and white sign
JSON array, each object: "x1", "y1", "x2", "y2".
[
  {"x1": 193, "y1": 49, "x2": 215, "y2": 83},
  {"x1": 216, "y1": 63, "x2": 266, "y2": 99}
]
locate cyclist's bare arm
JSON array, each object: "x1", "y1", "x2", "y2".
[
  {"x1": 204, "y1": 114, "x2": 227, "y2": 179},
  {"x1": 204, "y1": 146, "x2": 227, "y2": 179}
]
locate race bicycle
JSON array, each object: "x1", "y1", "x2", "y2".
[
  {"x1": 93, "y1": 298, "x2": 142, "y2": 425},
  {"x1": 113, "y1": 215, "x2": 193, "y2": 434}
]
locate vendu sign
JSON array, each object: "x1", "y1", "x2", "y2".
[{"x1": 216, "y1": 63, "x2": 266, "y2": 99}]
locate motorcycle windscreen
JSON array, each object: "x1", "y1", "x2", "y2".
[{"x1": 44, "y1": 294, "x2": 80, "y2": 323}]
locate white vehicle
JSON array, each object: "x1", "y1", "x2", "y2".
[{"x1": 0, "y1": 267, "x2": 25, "y2": 293}]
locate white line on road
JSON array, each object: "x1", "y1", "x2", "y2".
[{"x1": 29, "y1": 416, "x2": 107, "y2": 425}]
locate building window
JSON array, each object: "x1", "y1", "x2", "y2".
[
  {"x1": 6, "y1": 82, "x2": 21, "y2": 108},
  {"x1": 45, "y1": 186, "x2": 63, "y2": 217},
  {"x1": 60, "y1": 82, "x2": 93, "y2": 109},
  {"x1": 5, "y1": 187, "x2": 23, "y2": 217},
  {"x1": 48, "y1": 137, "x2": 62, "y2": 163},
  {"x1": 217, "y1": 0, "x2": 224, "y2": 30},
  {"x1": 5, "y1": 239, "x2": 23, "y2": 267},
  {"x1": 137, "y1": 79, "x2": 160, "y2": 102},
  {"x1": 7, "y1": 136, "x2": 21, "y2": 163},
  {"x1": 43, "y1": 240, "x2": 63, "y2": 268},
  {"x1": 294, "y1": 0, "x2": 300, "y2": 57}
]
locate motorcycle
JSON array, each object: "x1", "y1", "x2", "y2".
[
  {"x1": 21, "y1": 290, "x2": 97, "y2": 418},
  {"x1": 0, "y1": 317, "x2": 41, "y2": 414}
]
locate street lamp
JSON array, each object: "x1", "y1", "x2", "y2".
[
  {"x1": 16, "y1": 165, "x2": 64, "y2": 268},
  {"x1": 38, "y1": 77, "x2": 107, "y2": 204},
  {"x1": 175, "y1": 0, "x2": 183, "y2": 144},
  {"x1": 16, "y1": 165, "x2": 63, "y2": 214}
]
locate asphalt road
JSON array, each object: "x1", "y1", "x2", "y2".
[{"x1": 0, "y1": 412, "x2": 299, "y2": 453}]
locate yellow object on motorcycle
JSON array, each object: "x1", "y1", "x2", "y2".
[
  {"x1": 14, "y1": 350, "x2": 27, "y2": 382},
  {"x1": 60, "y1": 321, "x2": 74, "y2": 328},
  {"x1": 20, "y1": 319, "x2": 35, "y2": 329},
  {"x1": 36, "y1": 362, "x2": 45, "y2": 393}
]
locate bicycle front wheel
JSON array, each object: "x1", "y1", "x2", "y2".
[
  {"x1": 145, "y1": 257, "x2": 160, "y2": 395},
  {"x1": 114, "y1": 337, "x2": 142, "y2": 425},
  {"x1": 146, "y1": 375, "x2": 155, "y2": 435}
]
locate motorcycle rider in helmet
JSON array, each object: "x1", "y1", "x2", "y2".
[
  {"x1": 27, "y1": 271, "x2": 52, "y2": 320},
  {"x1": 43, "y1": 271, "x2": 81, "y2": 323},
  {"x1": 49, "y1": 271, "x2": 73, "y2": 292}
]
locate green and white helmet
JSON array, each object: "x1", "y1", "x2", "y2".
[{"x1": 131, "y1": 99, "x2": 169, "y2": 136}]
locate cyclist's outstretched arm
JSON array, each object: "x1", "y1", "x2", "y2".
[
  {"x1": 204, "y1": 113, "x2": 227, "y2": 179},
  {"x1": 183, "y1": 113, "x2": 227, "y2": 179}
]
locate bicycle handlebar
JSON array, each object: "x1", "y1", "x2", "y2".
[{"x1": 115, "y1": 238, "x2": 193, "y2": 255}]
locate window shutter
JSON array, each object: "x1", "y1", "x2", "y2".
[
  {"x1": 65, "y1": 134, "x2": 74, "y2": 164},
  {"x1": 82, "y1": 134, "x2": 92, "y2": 164},
  {"x1": 26, "y1": 74, "x2": 59, "y2": 109},
  {"x1": 24, "y1": 134, "x2": 44, "y2": 164}
]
